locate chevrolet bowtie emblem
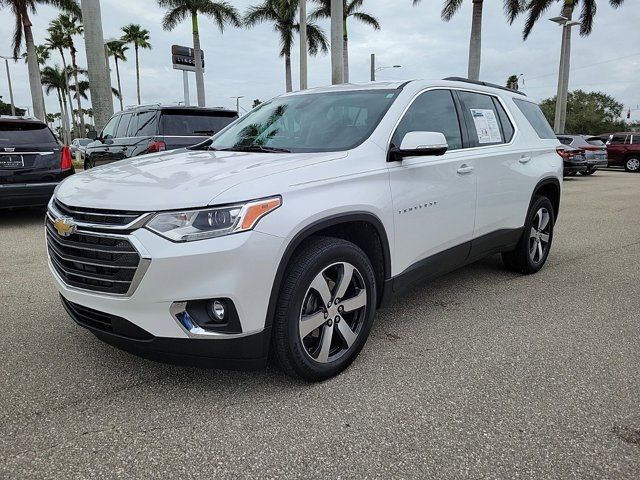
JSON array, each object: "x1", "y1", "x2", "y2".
[{"x1": 53, "y1": 217, "x2": 76, "y2": 237}]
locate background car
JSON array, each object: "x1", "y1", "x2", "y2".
[
  {"x1": 557, "y1": 134, "x2": 608, "y2": 175},
  {"x1": 84, "y1": 105, "x2": 239, "y2": 169},
  {"x1": 0, "y1": 116, "x2": 74, "y2": 208},
  {"x1": 598, "y1": 132, "x2": 640, "y2": 172},
  {"x1": 69, "y1": 138, "x2": 91, "y2": 159},
  {"x1": 556, "y1": 144, "x2": 587, "y2": 176}
]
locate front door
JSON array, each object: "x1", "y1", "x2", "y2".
[{"x1": 388, "y1": 89, "x2": 477, "y2": 278}]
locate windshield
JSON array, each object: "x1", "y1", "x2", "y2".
[{"x1": 210, "y1": 90, "x2": 398, "y2": 153}]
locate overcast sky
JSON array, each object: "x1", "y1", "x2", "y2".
[{"x1": 0, "y1": 0, "x2": 638, "y2": 119}]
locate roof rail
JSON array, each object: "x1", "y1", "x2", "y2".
[{"x1": 443, "y1": 77, "x2": 527, "y2": 96}]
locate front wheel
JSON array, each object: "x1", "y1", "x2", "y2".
[
  {"x1": 624, "y1": 156, "x2": 640, "y2": 173},
  {"x1": 502, "y1": 196, "x2": 555, "y2": 275},
  {"x1": 271, "y1": 237, "x2": 377, "y2": 381}
]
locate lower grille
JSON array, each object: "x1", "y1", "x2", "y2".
[{"x1": 46, "y1": 217, "x2": 143, "y2": 295}]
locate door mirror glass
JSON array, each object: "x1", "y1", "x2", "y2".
[
  {"x1": 87, "y1": 130, "x2": 98, "y2": 141},
  {"x1": 390, "y1": 131, "x2": 448, "y2": 161}
]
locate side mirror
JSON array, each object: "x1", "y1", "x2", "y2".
[
  {"x1": 87, "y1": 130, "x2": 98, "y2": 141},
  {"x1": 388, "y1": 131, "x2": 448, "y2": 161}
]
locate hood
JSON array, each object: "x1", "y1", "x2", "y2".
[{"x1": 55, "y1": 148, "x2": 346, "y2": 211}]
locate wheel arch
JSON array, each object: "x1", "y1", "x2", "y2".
[
  {"x1": 264, "y1": 212, "x2": 392, "y2": 330},
  {"x1": 532, "y1": 177, "x2": 561, "y2": 221}
]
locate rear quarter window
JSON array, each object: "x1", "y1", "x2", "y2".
[
  {"x1": 512, "y1": 99, "x2": 556, "y2": 139},
  {"x1": 160, "y1": 111, "x2": 238, "y2": 136},
  {"x1": 0, "y1": 122, "x2": 57, "y2": 145}
]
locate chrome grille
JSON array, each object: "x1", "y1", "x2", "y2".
[
  {"x1": 46, "y1": 201, "x2": 151, "y2": 296},
  {"x1": 52, "y1": 198, "x2": 144, "y2": 227}
]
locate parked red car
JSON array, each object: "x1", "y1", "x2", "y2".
[{"x1": 599, "y1": 132, "x2": 640, "y2": 172}]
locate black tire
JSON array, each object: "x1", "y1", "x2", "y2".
[
  {"x1": 502, "y1": 196, "x2": 555, "y2": 275},
  {"x1": 271, "y1": 237, "x2": 377, "y2": 381},
  {"x1": 580, "y1": 168, "x2": 596, "y2": 176},
  {"x1": 84, "y1": 157, "x2": 95, "y2": 170},
  {"x1": 624, "y1": 156, "x2": 640, "y2": 173}
]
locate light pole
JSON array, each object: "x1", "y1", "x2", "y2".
[
  {"x1": 299, "y1": 0, "x2": 308, "y2": 90},
  {"x1": 550, "y1": 16, "x2": 580, "y2": 134},
  {"x1": 0, "y1": 55, "x2": 16, "y2": 116},
  {"x1": 231, "y1": 96, "x2": 244, "y2": 115},
  {"x1": 370, "y1": 58, "x2": 402, "y2": 81},
  {"x1": 330, "y1": 0, "x2": 344, "y2": 84}
]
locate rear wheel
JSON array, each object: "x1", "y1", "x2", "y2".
[
  {"x1": 624, "y1": 156, "x2": 640, "y2": 173},
  {"x1": 271, "y1": 237, "x2": 377, "y2": 381},
  {"x1": 84, "y1": 157, "x2": 95, "y2": 170},
  {"x1": 502, "y1": 196, "x2": 555, "y2": 275},
  {"x1": 580, "y1": 168, "x2": 596, "y2": 176}
]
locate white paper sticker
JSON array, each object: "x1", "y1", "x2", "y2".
[{"x1": 470, "y1": 109, "x2": 502, "y2": 144}]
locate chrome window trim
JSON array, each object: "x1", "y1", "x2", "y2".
[{"x1": 0, "y1": 151, "x2": 55, "y2": 155}]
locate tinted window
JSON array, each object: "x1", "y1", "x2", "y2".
[
  {"x1": 631, "y1": 136, "x2": 640, "y2": 145},
  {"x1": 211, "y1": 91, "x2": 397, "y2": 153},
  {"x1": 391, "y1": 90, "x2": 462, "y2": 150},
  {"x1": 78, "y1": 139, "x2": 91, "y2": 146},
  {"x1": 102, "y1": 115, "x2": 120, "y2": 139},
  {"x1": 134, "y1": 111, "x2": 157, "y2": 136},
  {"x1": 513, "y1": 99, "x2": 556, "y2": 139},
  {"x1": 458, "y1": 91, "x2": 506, "y2": 146},
  {"x1": 558, "y1": 136, "x2": 573, "y2": 145},
  {"x1": 609, "y1": 134, "x2": 627, "y2": 145},
  {"x1": 585, "y1": 137, "x2": 605, "y2": 147},
  {"x1": 0, "y1": 122, "x2": 57, "y2": 145},
  {"x1": 161, "y1": 111, "x2": 238, "y2": 136},
  {"x1": 114, "y1": 113, "x2": 133, "y2": 138}
]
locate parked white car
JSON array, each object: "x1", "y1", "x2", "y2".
[{"x1": 47, "y1": 78, "x2": 562, "y2": 380}]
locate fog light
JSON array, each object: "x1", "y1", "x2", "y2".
[{"x1": 208, "y1": 300, "x2": 226, "y2": 322}]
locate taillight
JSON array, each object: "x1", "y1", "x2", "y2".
[
  {"x1": 60, "y1": 145, "x2": 73, "y2": 170},
  {"x1": 556, "y1": 147, "x2": 571, "y2": 160},
  {"x1": 148, "y1": 140, "x2": 166, "y2": 153}
]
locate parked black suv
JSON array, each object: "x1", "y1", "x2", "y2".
[
  {"x1": 85, "y1": 106, "x2": 239, "y2": 169},
  {"x1": 0, "y1": 117, "x2": 74, "y2": 208}
]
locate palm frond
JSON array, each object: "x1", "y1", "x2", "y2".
[
  {"x1": 503, "y1": 0, "x2": 525, "y2": 24},
  {"x1": 441, "y1": 0, "x2": 464, "y2": 22},
  {"x1": 200, "y1": 1, "x2": 242, "y2": 32},
  {"x1": 522, "y1": 0, "x2": 555, "y2": 40},
  {"x1": 579, "y1": 0, "x2": 597, "y2": 35},
  {"x1": 350, "y1": 11, "x2": 380, "y2": 29},
  {"x1": 161, "y1": 5, "x2": 189, "y2": 31}
]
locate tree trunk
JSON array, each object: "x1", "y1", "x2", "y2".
[
  {"x1": 135, "y1": 45, "x2": 141, "y2": 105},
  {"x1": 343, "y1": 16, "x2": 349, "y2": 83},
  {"x1": 60, "y1": 89, "x2": 71, "y2": 144},
  {"x1": 330, "y1": 0, "x2": 344, "y2": 84},
  {"x1": 22, "y1": 16, "x2": 45, "y2": 121},
  {"x1": 70, "y1": 46, "x2": 86, "y2": 137},
  {"x1": 285, "y1": 52, "x2": 293, "y2": 93},
  {"x1": 192, "y1": 12, "x2": 206, "y2": 107},
  {"x1": 299, "y1": 0, "x2": 308, "y2": 90},
  {"x1": 114, "y1": 57, "x2": 124, "y2": 110},
  {"x1": 467, "y1": 0, "x2": 483, "y2": 81},
  {"x1": 58, "y1": 48, "x2": 76, "y2": 137}
]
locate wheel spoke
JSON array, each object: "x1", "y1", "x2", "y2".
[
  {"x1": 530, "y1": 227, "x2": 537, "y2": 239},
  {"x1": 537, "y1": 240, "x2": 544, "y2": 260},
  {"x1": 315, "y1": 324, "x2": 334, "y2": 363},
  {"x1": 539, "y1": 232, "x2": 550, "y2": 243},
  {"x1": 529, "y1": 238, "x2": 538, "y2": 257},
  {"x1": 299, "y1": 311, "x2": 327, "y2": 339},
  {"x1": 336, "y1": 320, "x2": 357, "y2": 348},
  {"x1": 333, "y1": 263, "x2": 354, "y2": 301},
  {"x1": 309, "y1": 271, "x2": 332, "y2": 306},
  {"x1": 341, "y1": 289, "x2": 366, "y2": 313},
  {"x1": 539, "y1": 210, "x2": 550, "y2": 230}
]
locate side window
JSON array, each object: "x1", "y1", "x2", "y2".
[
  {"x1": 457, "y1": 91, "x2": 506, "y2": 146},
  {"x1": 126, "y1": 114, "x2": 139, "y2": 137},
  {"x1": 513, "y1": 99, "x2": 556, "y2": 139},
  {"x1": 631, "y1": 135, "x2": 640, "y2": 145},
  {"x1": 135, "y1": 111, "x2": 158, "y2": 136},
  {"x1": 609, "y1": 135, "x2": 627, "y2": 145},
  {"x1": 558, "y1": 137, "x2": 572, "y2": 145},
  {"x1": 391, "y1": 89, "x2": 463, "y2": 150},
  {"x1": 114, "y1": 113, "x2": 133, "y2": 138},
  {"x1": 101, "y1": 115, "x2": 120, "y2": 140},
  {"x1": 492, "y1": 98, "x2": 515, "y2": 143}
]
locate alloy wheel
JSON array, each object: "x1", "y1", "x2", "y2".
[
  {"x1": 298, "y1": 262, "x2": 367, "y2": 364},
  {"x1": 626, "y1": 158, "x2": 640, "y2": 172},
  {"x1": 529, "y1": 207, "x2": 551, "y2": 264}
]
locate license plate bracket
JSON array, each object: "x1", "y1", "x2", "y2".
[{"x1": 0, "y1": 155, "x2": 24, "y2": 168}]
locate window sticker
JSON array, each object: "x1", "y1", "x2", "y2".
[{"x1": 470, "y1": 108, "x2": 502, "y2": 144}]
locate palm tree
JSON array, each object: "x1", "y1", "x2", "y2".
[
  {"x1": 517, "y1": 0, "x2": 625, "y2": 39},
  {"x1": 46, "y1": 23, "x2": 76, "y2": 135},
  {"x1": 310, "y1": 0, "x2": 380, "y2": 83},
  {"x1": 159, "y1": 0, "x2": 241, "y2": 107},
  {"x1": 1, "y1": 0, "x2": 80, "y2": 121},
  {"x1": 71, "y1": 78, "x2": 121, "y2": 103},
  {"x1": 106, "y1": 40, "x2": 128, "y2": 110},
  {"x1": 245, "y1": 0, "x2": 329, "y2": 93},
  {"x1": 412, "y1": 0, "x2": 523, "y2": 81},
  {"x1": 41, "y1": 64, "x2": 72, "y2": 143},
  {"x1": 121, "y1": 24, "x2": 152, "y2": 105},
  {"x1": 49, "y1": 13, "x2": 86, "y2": 136},
  {"x1": 21, "y1": 44, "x2": 50, "y2": 65}
]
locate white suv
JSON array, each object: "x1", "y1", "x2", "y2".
[{"x1": 47, "y1": 78, "x2": 562, "y2": 381}]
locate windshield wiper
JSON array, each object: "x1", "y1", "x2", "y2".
[{"x1": 218, "y1": 145, "x2": 291, "y2": 153}]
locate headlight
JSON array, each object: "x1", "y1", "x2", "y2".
[{"x1": 146, "y1": 196, "x2": 281, "y2": 242}]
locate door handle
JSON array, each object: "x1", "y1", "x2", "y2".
[
  {"x1": 519, "y1": 155, "x2": 532, "y2": 164},
  {"x1": 457, "y1": 164, "x2": 474, "y2": 174}
]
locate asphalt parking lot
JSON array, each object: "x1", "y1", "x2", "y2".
[{"x1": 1, "y1": 170, "x2": 639, "y2": 479}]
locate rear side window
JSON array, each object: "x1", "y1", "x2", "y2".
[
  {"x1": 134, "y1": 111, "x2": 158, "y2": 136},
  {"x1": 391, "y1": 89, "x2": 463, "y2": 150},
  {"x1": 585, "y1": 137, "x2": 605, "y2": 147},
  {"x1": 160, "y1": 111, "x2": 238, "y2": 136},
  {"x1": 513, "y1": 99, "x2": 556, "y2": 139},
  {"x1": 458, "y1": 91, "x2": 512, "y2": 146},
  {"x1": 0, "y1": 122, "x2": 57, "y2": 145},
  {"x1": 114, "y1": 113, "x2": 133, "y2": 138},
  {"x1": 609, "y1": 134, "x2": 628, "y2": 145},
  {"x1": 558, "y1": 137, "x2": 573, "y2": 145},
  {"x1": 631, "y1": 136, "x2": 640, "y2": 145}
]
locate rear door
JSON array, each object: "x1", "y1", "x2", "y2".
[
  {"x1": 606, "y1": 134, "x2": 629, "y2": 165},
  {"x1": 107, "y1": 112, "x2": 135, "y2": 162},
  {"x1": 0, "y1": 122, "x2": 62, "y2": 185},
  {"x1": 159, "y1": 110, "x2": 238, "y2": 150},
  {"x1": 88, "y1": 115, "x2": 121, "y2": 167}
]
